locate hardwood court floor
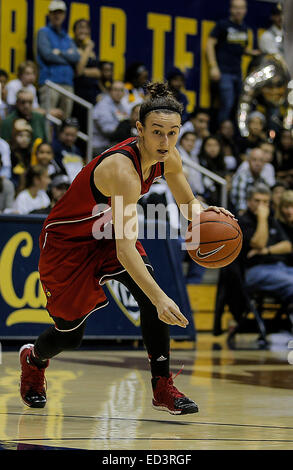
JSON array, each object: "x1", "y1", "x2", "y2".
[{"x1": 0, "y1": 333, "x2": 293, "y2": 450}]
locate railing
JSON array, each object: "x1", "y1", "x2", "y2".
[
  {"x1": 43, "y1": 80, "x2": 94, "y2": 164},
  {"x1": 180, "y1": 153, "x2": 228, "y2": 208}
]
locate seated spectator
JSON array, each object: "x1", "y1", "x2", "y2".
[
  {"x1": 31, "y1": 173, "x2": 70, "y2": 214},
  {"x1": 72, "y1": 19, "x2": 100, "y2": 133},
  {"x1": 259, "y1": 4, "x2": 284, "y2": 56},
  {"x1": 177, "y1": 131, "x2": 205, "y2": 196},
  {"x1": 231, "y1": 147, "x2": 268, "y2": 214},
  {"x1": 37, "y1": 0, "x2": 80, "y2": 119},
  {"x1": 10, "y1": 119, "x2": 33, "y2": 193},
  {"x1": 198, "y1": 135, "x2": 227, "y2": 206},
  {"x1": 274, "y1": 129, "x2": 293, "y2": 186},
  {"x1": 276, "y1": 190, "x2": 293, "y2": 265},
  {"x1": 0, "y1": 69, "x2": 9, "y2": 120},
  {"x1": 236, "y1": 146, "x2": 276, "y2": 189},
  {"x1": 107, "y1": 102, "x2": 141, "y2": 143},
  {"x1": 0, "y1": 154, "x2": 15, "y2": 213},
  {"x1": 97, "y1": 61, "x2": 113, "y2": 97},
  {"x1": 0, "y1": 89, "x2": 47, "y2": 143},
  {"x1": 167, "y1": 68, "x2": 189, "y2": 123},
  {"x1": 52, "y1": 118, "x2": 84, "y2": 182},
  {"x1": 237, "y1": 111, "x2": 266, "y2": 159},
  {"x1": 271, "y1": 181, "x2": 287, "y2": 214},
  {"x1": 179, "y1": 108, "x2": 210, "y2": 158},
  {"x1": 35, "y1": 142, "x2": 59, "y2": 177},
  {"x1": 0, "y1": 136, "x2": 11, "y2": 179},
  {"x1": 122, "y1": 62, "x2": 148, "y2": 113},
  {"x1": 13, "y1": 165, "x2": 51, "y2": 214},
  {"x1": 6, "y1": 61, "x2": 40, "y2": 111},
  {"x1": 239, "y1": 184, "x2": 293, "y2": 314},
  {"x1": 217, "y1": 119, "x2": 240, "y2": 171},
  {"x1": 92, "y1": 81, "x2": 129, "y2": 155}
]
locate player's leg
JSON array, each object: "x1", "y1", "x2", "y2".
[
  {"x1": 114, "y1": 267, "x2": 198, "y2": 415},
  {"x1": 20, "y1": 321, "x2": 86, "y2": 408}
]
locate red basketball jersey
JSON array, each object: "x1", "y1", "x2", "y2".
[{"x1": 41, "y1": 137, "x2": 164, "y2": 244}]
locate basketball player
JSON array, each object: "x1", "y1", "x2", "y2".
[{"x1": 19, "y1": 82, "x2": 233, "y2": 415}]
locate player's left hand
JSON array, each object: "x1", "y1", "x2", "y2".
[{"x1": 203, "y1": 206, "x2": 237, "y2": 220}]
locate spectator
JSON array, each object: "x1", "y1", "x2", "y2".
[
  {"x1": 10, "y1": 119, "x2": 33, "y2": 192},
  {"x1": 92, "y1": 81, "x2": 129, "y2": 155},
  {"x1": 277, "y1": 190, "x2": 293, "y2": 265},
  {"x1": 37, "y1": 0, "x2": 80, "y2": 119},
  {"x1": 0, "y1": 136, "x2": 11, "y2": 179},
  {"x1": 272, "y1": 181, "x2": 287, "y2": 214},
  {"x1": 13, "y1": 165, "x2": 51, "y2": 214},
  {"x1": 97, "y1": 61, "x2": 113, "y2": 97},
  {"x1": 52, "y1": 118, "x2": 84, "y2": 182},
  {"x1": 72, "y1": 19, "x2": 100, "y2": 132},
  {"x1": 177, "y1": 131, "x2": 205, "y2": 196},
  {"x1": 0, "y1": 69, "x2": 9, "y2": 120},
  {"x1": 167, "y1": 68, "x2": 189, "y2": 123},
  {"x1": 122, "y1": 62, "x2": 148, "y2": 113},
  {"x1": 237, "y1": 111, "x2": 266, "y2": 159},
  {"x1": 35, "y1": 142, "x2": 59, "y2": 177},
  {"x1": 107, "y1": 102, "x2": 141, "y2": 143},
  {"x1": 31, "y1": 173, "x2": 70, "y2": 214},
  {"x1": 0, "y1": 89, "x2": 47, "y2": 143},
  {"x1": 6, "y1": 61, "x2": 40, "y2": 111},
  {"x1": 259, "y1": 4, "x2": 284, "y2": 56},
  {"x1": 217, "y1": 119, "x2": 240, "y2": 171},
  {"x1": 239, "y1": 184, "x2": 293, "y2": 313},
  {"x1": 0, "y1": 154, "x2": 15, "y2": 213},
  {"x1": 206, "y1": 0, "x2": 260, "y2": 124},
  {"x1": 236, "y1": 144, "x2": 276, "y2": 190},
  {"x1": 198, "y1": 135, "x2": 227, "y2": 206},
  {"x1": 231, "y1": 147, "x2": 267, "y2": 214},
  {"x1": 259, "y1": 141, "x2": 276, "y2": 186},
  {"x1": 179, "y1": 108, "x2": 210, "y2": 157},
  {"x1": 274, "y1": 129, "x2": 293, "y2": 186}
]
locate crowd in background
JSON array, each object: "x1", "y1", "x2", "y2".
[{"x1": 0, "y1": 0, "x2": 292, "y2": 320}]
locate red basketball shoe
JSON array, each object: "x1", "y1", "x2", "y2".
[
  {"x1": 19, "y1": 344, "x2": 48, "y2": 408},
  {"x1": 152, "y1": 370, "x2": 199, "y2": 415}
]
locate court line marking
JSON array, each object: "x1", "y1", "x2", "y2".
[
  {"x1": 2, "y1": 412, "x2": 293, "y2": 431},
  {"x1": 3, "y1": 437, "x2": 293, "y2": 443}
]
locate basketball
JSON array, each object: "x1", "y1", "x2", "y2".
[{"x1": 185, "y1": 211, "x2": 243, "y2": 268}]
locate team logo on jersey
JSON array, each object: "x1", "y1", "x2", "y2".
[{"x1": 106, "y1": 280, "x2": 140, "y2": 327}]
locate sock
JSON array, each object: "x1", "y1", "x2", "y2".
[
  {"x1": 149, "y1": 353, "x2": 170, "y2": 378},
  {"x1": 29, "y1": 348, "x2": 48, "y2": 368}
]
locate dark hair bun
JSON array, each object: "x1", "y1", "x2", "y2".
[{"x1": 146, "y1": 81, "x2": 173, "y2": 99}]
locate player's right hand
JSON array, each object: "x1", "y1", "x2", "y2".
[
  {"x1": 155, "y1": 295, "x2": 189, "y2": 328},
  {"x1": 210, "y1": 66, "x2": 221, "y2": 81}
]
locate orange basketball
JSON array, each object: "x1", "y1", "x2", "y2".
[{"x1": 185, "y1": 211, "x2": 243, "y2": 268}]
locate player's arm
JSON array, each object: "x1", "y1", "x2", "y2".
[
  {"x1": 93, "y1": 154, "x2": 189, "y2": 328},
  {"x1": 165, "y1": 148, "x2": 233, "y2": 220}
]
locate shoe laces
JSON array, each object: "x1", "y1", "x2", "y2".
[
  {"x1": 166, "y1": 365, "x2": 185, "y2": 398},
  {"x1": 22, "y1": 354, "x2": 47, "y2": 394}
]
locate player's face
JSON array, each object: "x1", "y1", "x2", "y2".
[{"x1": 138, "y1": 112, "x2": 181, "y2": 162}]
